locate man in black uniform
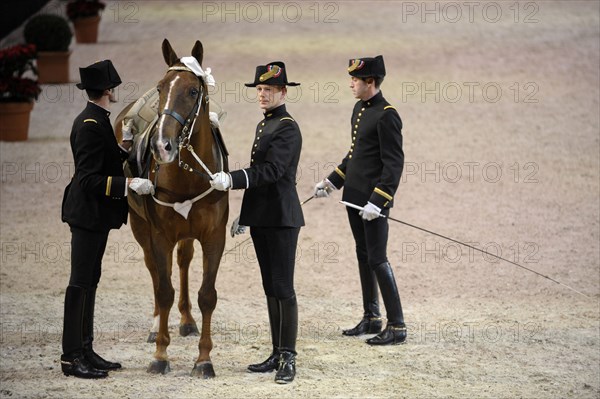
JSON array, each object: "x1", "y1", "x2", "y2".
[
  {"x1": 61, "y1": 60, "x2": 154, "y2": 378},
  {"x1": 210, "y1": 61, "x2": 303, "y2": 384},
  {"x1": 314, "y1": 55, "x2": 407, "y2": 345}
]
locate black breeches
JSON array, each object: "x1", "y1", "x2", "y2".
[
  {"x1": 68, "y1": 226, "x2": 109, "y2": 289},
  {"x1": 250, "y1": 226, "x2": 300, "y2": 299},
  {"x1": 346, "y1": 207, "x2": 389, "y2": 266}
]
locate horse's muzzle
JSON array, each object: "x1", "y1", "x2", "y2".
[{"x1": 151, "y1": 135, "x2": 177, "y2": 164}]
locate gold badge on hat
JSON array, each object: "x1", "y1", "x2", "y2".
[
  {"x1": 260, "y1": 65, "x2": 282, "y2": 82},
  {"x1": 348, "y1": 59, "x2": 365, "y2": 72}
]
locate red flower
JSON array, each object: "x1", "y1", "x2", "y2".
[
  {"x1": 0, "y1": 44, "x2": 41, "y2": 102},
  {"x1": 0, "y1": 77, "x2": 42, "y2": 102},
  {"x1": 66, "y1": 0, "x2": 106, "y2": 20}
]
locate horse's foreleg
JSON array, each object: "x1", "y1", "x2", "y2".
[
  {"x1": 177, "y1": 239, "x2": 199, "y2": 337},
  {"x1": 147, "y1": 268, "x2": 160, "y2": 343},
  {"x1": 129, "y1": 208, "x2": 159, "y2": 343},
  {"x1": 191, "y1": 236, "x2": 225, "y2": 378},
  {"x1": 130, "y1": 212, "x2": 162, "y2": 344},
  {"x1": 145, "y1": 244, "x2": 175, "y2": 374}
]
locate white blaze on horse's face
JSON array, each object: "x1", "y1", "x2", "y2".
[
  {"x1": 152, "y1": 67, "x2": 203, "y2": 165},
  {"x1": 152, "y1": 75, "x2": 182, "y2": 164},
  {"x1": 153, "y1": 76, "x2": 180, "y2": 164}
]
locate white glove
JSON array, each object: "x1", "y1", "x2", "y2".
[
  {"x1": 129, "y1": 178, "x2": 155, "y2": 195},
  {"x1": 230, "y1": 216, "x2": 246, "y2": 237},
  {"x1": 122, "y1": 119, "x2": 135, "y2": 141},
  {"x1": 359, "y1": 202, "x2": 382, "y2": 221},
  {"x1": 314, "y1": 179, "x2": 335, "y2": 198},
  {"x1": 210, "y1": 171, "x2": 231, "y2": 191}
]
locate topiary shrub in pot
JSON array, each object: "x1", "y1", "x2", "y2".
[
  {"x1": 67, "y1": 0, "x2": 106, "y2": 43},
  {"x1": 0, "y1": 43, "x2": 42, "y2": 141},
  {"x1": 24, "y1": 14, "x2": 73, "y2": 83}
]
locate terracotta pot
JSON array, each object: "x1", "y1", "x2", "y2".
[
  {"x1": 37, "y1": 51, "x2": 71, "y2": 84},
  {"x1": 0, "y1": 101, "x2": 34, "y2": 141},
  {"x1": 73, "y1": 15, "x2": 101, "y2": 43}
]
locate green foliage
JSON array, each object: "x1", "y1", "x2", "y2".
[{"x1": 24, "y1": 14, "x2": 73, "y2": 52}]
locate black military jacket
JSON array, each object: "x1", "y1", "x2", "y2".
[
  {"x1": 327, "y1": 91, "x2": 404, "y2": 209},
  {"x1": 62, "y1": 102, "x2": 128, "y2": 232},
  {"x1": 230, "y1": 104, "x2": 305, "y2": 228}
]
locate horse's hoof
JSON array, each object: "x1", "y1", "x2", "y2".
[
  {"x1": 147, "y1": 332, "x2": 158, "y2": 343},
  {"x1": 147, "y1": 360, "x2": 171, "y2": 374},
  {"x1": 179, "y1": 323, "x2": 199, "y2": 337},
  {"x1": 191, "y1": 361, "x2": 215, "y2": 379}
]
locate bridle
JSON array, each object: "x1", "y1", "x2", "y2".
[
  {"x1": 149, "y1": 64, "x2": 224, "y2": 219},
  {"x1": 157, "y1": 65, "x2": 214, "y2": 179}
]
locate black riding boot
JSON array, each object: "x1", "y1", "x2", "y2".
[
  {"x1": 343, "y1": 262, "x2": 382, "y2": 336},
  {"x1": 248, "y1": 296, "x2": 280, "y2": 373},
  {"x1": 82, "y1": 287, "x2": 121, "y2": 370},
  {"x1": 366, "y1": 262, "x2": 407, "y2": 346},
  {"x1": 275, "y1": 295, "x2": 298, "y2": 384},
  {"x1": 61, "y1": 285, "x2": 107, "y2": 379}
]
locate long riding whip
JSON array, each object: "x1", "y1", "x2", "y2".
[{"x1": 340, "y1": 201, "x2": 590, "y2": 299}]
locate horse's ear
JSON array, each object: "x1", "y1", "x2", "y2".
[
  {"x1": 162, "y1": 38, "x2": 179, "y2": 66},
  {"x1": 191, "y1": 40, "x2": 203, "y2": 66}
]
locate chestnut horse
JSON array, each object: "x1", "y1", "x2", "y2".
[{"x1": 114, "y1": 39, "x2": 228, "y2": 377}]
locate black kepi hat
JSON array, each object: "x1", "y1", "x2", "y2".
[
  {"x1": 245, "y1": 61, "x2": 300, "y2": 87},
  {"x1": 347, "y1": 55, "x2": 386, "y2": 78},
  {"x1": 76, "y1": 60, "x2": 122, "y2": 90}
]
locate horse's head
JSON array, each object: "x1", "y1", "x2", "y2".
[{"x1": 151, "y1": 39, "x2": 208, "y2": 164}]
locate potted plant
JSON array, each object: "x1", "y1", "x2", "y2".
[
  {"x1": 66, "y1": 0, "x2": 106, "y2": 43},
  {"x1": 0, "y1": 44, "x2": 42, "y2": 141},
  {"x1": 24, "y1": 14, "x2": 73, "y2": 84}
]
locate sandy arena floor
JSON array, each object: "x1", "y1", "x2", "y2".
[{"x1": 0, "y1": 1, "x2": 599, "y2": 398}]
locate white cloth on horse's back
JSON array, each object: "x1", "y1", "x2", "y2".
[
  {"x1": 209, "y1": 112, "x2": 220, "y2": 128},
  {"x1": 124, "y1": 87, "x2": 224, "y2": 134},
  {"x1": 180, "y1": 57, "x2": 216, "y2": 87}
]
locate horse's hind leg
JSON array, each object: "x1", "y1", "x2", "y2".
[
  {"x1": 177, "y1": 239, "x2": 199, "y2": 337},
  {"x1": 191, "y1": 235, "x2": 225, "y2": 378}
]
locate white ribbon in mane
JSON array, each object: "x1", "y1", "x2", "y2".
[{"x1": 180, "y1": 56, "x2": 216, "y2": 87}]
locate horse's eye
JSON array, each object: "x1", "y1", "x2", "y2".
[
  {"x1": 190, "y1": 88, "x2": 199, "y2": 97},
  {"x1": 156, "y1": 86, "x2": 161, "y2": 93}
]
